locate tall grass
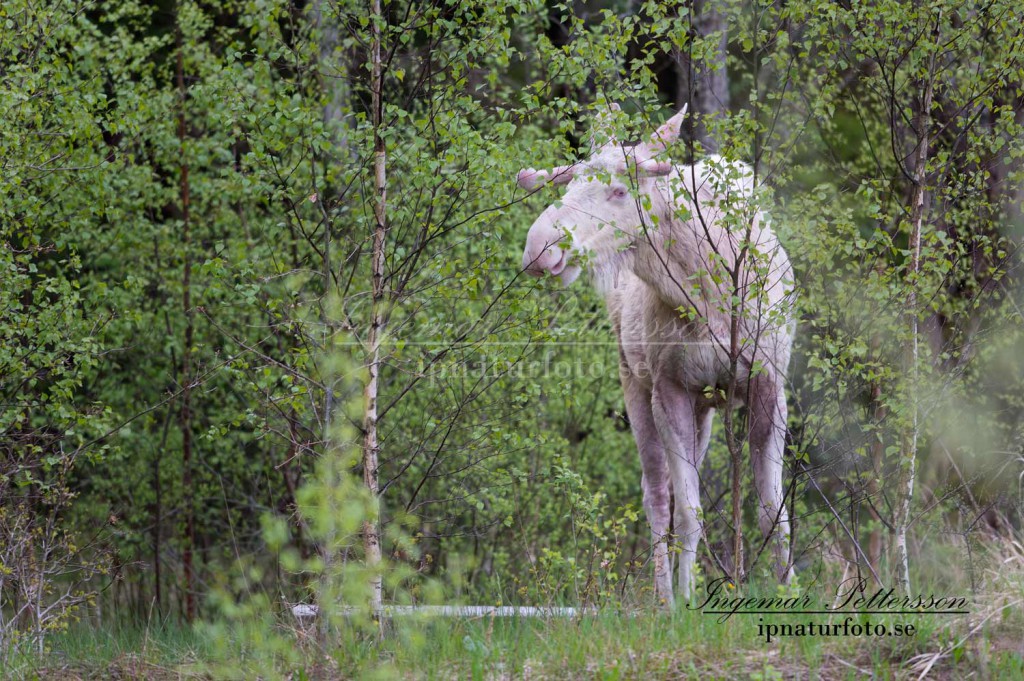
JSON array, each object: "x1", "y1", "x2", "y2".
[
  {"x1": 10, "y1": 535, "x2": 1022, "y2": 680},
  {"x1": 5, "y1": 616, "x2": 209, "y2": 679}
]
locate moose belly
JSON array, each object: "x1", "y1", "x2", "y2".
[{"x1": 609, "y1": 274, "x2": 730, "y2": 392}]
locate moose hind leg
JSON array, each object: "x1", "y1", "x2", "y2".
[
  {"x1": 747, "y1": 374, "x2": 794, "y2": 583},
  {"x1": 623, "y1": 379, "x2": 674, "y2": 606},
  {"x1": 652, "y1": 383, "x2": 707, "y2": 603}
]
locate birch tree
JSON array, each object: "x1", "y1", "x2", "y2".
[{"x1": 361, "y1": 0, "x2": 387, "y2": 614}]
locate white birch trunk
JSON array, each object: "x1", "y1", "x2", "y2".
[
  {"x1": 362, "y1": 0, "x2": 386, "y2": 615},
  {"x1": 894, "y1": 44, "x2": 936, "y2": 597}
]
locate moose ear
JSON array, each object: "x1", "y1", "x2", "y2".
[
  {"x1": 636, "y1": 159, "x2": 674, "y2": 177},
  {"x1": 647, "y1": 104, "x2": 688, "y2": 155}
]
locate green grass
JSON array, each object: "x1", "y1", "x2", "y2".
[
  {"x1": 6, "y1": 617, "x2": 210, "y2": 680},
  {"x1": 353, "y1": 606, "x2": 1019, "y2": 680},
  {"x1": 7, "y1": 544, "x2": 1024, "y2": 680},
  {"x1": 8, "y1": 596, "x2": 1021, "y2": 680}
]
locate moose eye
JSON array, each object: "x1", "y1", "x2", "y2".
[{"x1": 610, "y1": 186, "x2": 628, "y2": 200}]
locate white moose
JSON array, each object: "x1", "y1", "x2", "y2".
[{"x1": 518, "y1": 104, "x2": 795, "y2": 605}]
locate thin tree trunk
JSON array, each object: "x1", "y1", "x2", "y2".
[
  {"x1": 894, "y1": 39, "x2": 936, "y2": 597},
  {"x1": 175, "y1": 12, "x2": 195, "y2": 624},
  {"x1": 152, "y1": 441, "x2": 162, "y2": 615},
  {"x1": 362, "y1": 0, "x2": 386, "y2": 616},
  {"x1": 724, "y1": 261, "x2": 747, "y2": 587},
  {"x1": 678, "y1": 0, "x2": 734, "y2": 568},
  {"x1": 866, "y1": 350, "x2": 886, "y2": 582},
  {"x1": 151, "y1": 402, "x2": 174, "y2": 616},
  {"x1": 727, "y1": 416, "x2": 743, "y2": 586}
]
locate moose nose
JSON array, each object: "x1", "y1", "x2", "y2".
[
  {"x1": 522, "y1": 214, "x2": 568, "y2": 276},
  {"x1": 522, "y1": 244, "x2": 563, "y2": 276}
]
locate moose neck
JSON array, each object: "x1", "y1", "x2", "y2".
[{"x1": 602, "y1": 178, "x2": 732, "y2": 317}]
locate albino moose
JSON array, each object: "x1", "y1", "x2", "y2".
[{"x1": 518, "y1": 104, "x2": 795, "y2": 604}]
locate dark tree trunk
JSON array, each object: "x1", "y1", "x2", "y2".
[
  {"x1": 175, "y1": 7, "x2": 196, "y2": 624},
  {"x1": 676, "y1": 0, "x2": 729, "y2": 153}
]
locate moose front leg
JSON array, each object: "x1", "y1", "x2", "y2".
[
  {"x1": 747, "y1": 373, "x2": 794, "y2": 584},
  {"x1": 622, "y1": 378, "x2": 674, "y2": 607},
  {"x1": 652, "y1": 382, "x2": 710, "y2": 603}
]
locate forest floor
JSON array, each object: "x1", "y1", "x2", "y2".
[
  {"x1": 10, "y1": 537, "x2": 1024, "y2": 680},
  {"x1": 15, "y1": 593, "x2": 1024, "y2": 680}
]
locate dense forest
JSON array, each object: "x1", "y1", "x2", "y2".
[{"x1": 3, "y1": 0, "x2": 1024, "y2": 677}]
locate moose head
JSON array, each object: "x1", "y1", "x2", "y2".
[{"x1": 518, "y1": 104, "x2": 687, "y2": 287}]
